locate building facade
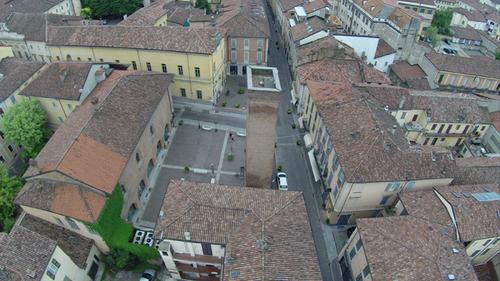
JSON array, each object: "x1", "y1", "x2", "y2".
[
  {"x1": 48, "y1": 26, "x2": 226, "y2": 103},
  {"x1": 16, "y1": 72, "x2": 175, "y2": 251}
]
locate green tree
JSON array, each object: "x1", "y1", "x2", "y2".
[
  {"x1": 427, "y1": 26, "x2": 439, "y2": 47},
  {"x1": 431, "y1": 9, "x2": 453, "y2": 35},
  {"x1": 0, "y1": 165, "x2": 23, "y2": 232},
  {"x1": 0, "y1": 100, "x2": 48, "y2": 158},
  {"x1": 103, "y1": 249, "x2": 139, "y2": 272},
  {"x1": 496, "y1": 51, "x2": 500, "y2": 60},
  {"x1": 195, "y1": 0, "x2": 211, "y2": 14},
  {"x1": 80, "y1": 7, "x2": 92, "y2": 19},
  {"x1": 81, "y1": 0, "x2": 142, "y2": 19}
]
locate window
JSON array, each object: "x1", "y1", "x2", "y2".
[
  {"x1": 231, "y1": 38, "x2": 237, "y2": 49},
  {"x1": 400, "y1": 111, "x2": 407, "y2": 119},
  {"x1": 462, "y1": 77, "x2": 469, "y2": 86},
  {"x1": 115, "y1": 59, "x2": 120, "y2": 63},
  {"x1": 483, "y1": 239, "x2": 492, "y2": 246},
  {"x1": 162, "y1": 64, "x2": 167, "y2": 73},
  {"x1": 380, "y1": 195, "x2": 390, "y2": 205},
  {"x1": 132, "y1": 61, "x2": 137, "y2": 70},
  {"x1": 412, "y1": 114, "x2": 418, "y2": 122},
  {"x1": 355, "y1": 239, "x2": 363, "y2": 251},
  {"x1": 349, "y1": 247, "x2": 356, "y2": 260},
  {"x1": 0, "y1": 156, "x2": 4, "y2": 163},
  {"x1": 385, "y1": 182, "x2": 400, "y2": 192},
  {"x1": 455, "y1": 125, "x2": 461, "y2": 130},
  {"x1": 406, "y1": 181, "x2": 416, "y2": 191},
  {"x1": 244, "y1": 51, "x2": 249, "y2": 64},
  {"x1": 195, "y1": 67, "x2": 200, "y2": 77},
  {"x1": 419, "y1": 8, "x2": 425, "y2": 13},
  {"x1": 7, "y1": 145, "x2": 13, "y2": 152},
  {"x1": 231, "y1": 51, "x2": 237, "y2": 63},
  {"x1": 85, "y1": 224, "x2": 98, "y2": 234},
  {"x1": 471, "y1": 249, "x2": 481, "y2": 257},
  {"x1": 431, "y1": 138, "x2": 438, "y2": 145},
  {"x1": 196, "y1": 90, "x2": 203, "y2": 99},
  {"x1": 482, "y1": 248, "x2": 491, "y2": 255},
  {"x1": 363, "y1": 265, "x2": 370, "y2": 277},
  {"x1": 355, "y1": 273, "x2": 363, "y2": 281},
  {"x1": 257, "y1": 52, "x2": 262, "y2": 64},
  {"x1": 150, "y1": 125, "x2": 154, "y2": 135},
  {"x1": 244, "y1": 38, "x2": 249, "y2": 50},
  {"x1": 46, "y1": 259, "x2": 60, "y2": 279},
  {"x1": 10, "y1": 95, "x2": 16, "y2": 104},
  {"x1": 438, "y1": 74, "x2": 444, "y2": 84},
  {"x1": 54, "y1": 217, "x2": 64, "y2": 226},
  {"x1": 135, "y1": 152, "x2": 140, "y2": 163},
  {"x1": 146, "y1": 62, "x2": 152, "y2": 71},
  {"x1": 180, "y1": 88, "x2": 186, "y2": 97},
  {"x1": 257, "y1": 40, "x2": 263, "y2": 51},
  {"x1": 177, "y1": 65, "x2": 183, "y2": 75},
  {"x1": 65, "y1": 217, "x2": 80, "y2": 230}
]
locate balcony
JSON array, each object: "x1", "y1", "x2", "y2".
[
  {"x1": 180, "y1": 273, "x2": 220, "y2": 281},
  {"x1": 175, "y1": 262, "x2": 221, "y2": 274},
  {"x1": 172, "y1": 252, "x2": 223, "y2": 264}
]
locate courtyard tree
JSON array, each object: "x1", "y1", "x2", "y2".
[
  {"x1": 427, "y1": 26, "x2": 439, "y2": 47},
  {"x1": 195, "y1": 0, "x2": 211, "y2": 14},
  {"x1": 81, "y1": 0, "x2": 142, "y2": 19},
  {"x1": 0, "y1": 100, "x2": 48, "y2": 158},
  {"x1": 80, "y1": 7, "x2": 92, "y2": 19},
  {"x1": 431, "y1": 9, "x2": 453, "y2": 35},
  {"x1": 0, "y1": 165, "x2": 23, "y2": 232}
]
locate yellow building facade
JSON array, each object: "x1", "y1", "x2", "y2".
[{"x1": 48, "y1": 39, "x2": 226, "y2": 103}]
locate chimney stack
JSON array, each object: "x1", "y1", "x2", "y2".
[{"x1": 143, "y1": 0, "x2": 151, "y2": 7}]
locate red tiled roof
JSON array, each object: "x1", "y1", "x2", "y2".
[{"x1": 374, "y1": 38, "x2": 396, "y2": 58}]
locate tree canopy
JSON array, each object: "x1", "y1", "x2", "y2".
[
  {"x1": 427, "y1": 26, "x2": 439, "y2": 47},
  {"x1": 81, "y1": 0, "x2": 142, "y2": 19},
  {"x1": 0, "y1": 165, "x2": 23, "y2": 232},
  {"x1": 431, "y1": 9, "x2": 453, "y2": 35},
  {"x1": 0, "y1": 99, "x2": 48, "y2": 158},
  {"x1": 195, "y1": 0, "x2": 211, "y2": 14}
]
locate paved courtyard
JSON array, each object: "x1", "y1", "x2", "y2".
[
  {"x1": 140, "y1": 123, "x2": 245, "y2": 226},
  {"x1": 217, "y1": 76, "x2": 249, "y2": 109}
]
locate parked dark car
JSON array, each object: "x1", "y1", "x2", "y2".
[
  {"x1": 443, "y1": 47, "x2": 457, "y2": 55},
  {"x1": 443, "y1": 38, "x2": 451, "y2": 45}
]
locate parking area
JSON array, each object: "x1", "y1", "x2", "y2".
[{"x1": 140, "y1": 123, "x2": 245, "y2": 226}]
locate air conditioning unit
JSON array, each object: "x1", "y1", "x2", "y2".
[
  {"x1": 155, "y1": 239, "x2": 161, "y2": 249},
  {"x1": 133, "y1": 230, "x2": 145, "y2": 244},
  {"x1": 143, "y1": 232, "x2": 154, "y2": 247}
]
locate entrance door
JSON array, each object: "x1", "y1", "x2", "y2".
[
  {"x1": 336, "y1": 214, "x2": 351, "y2": 225},
  {"x1": 230, "y1": 65, "x2": 238, "y2": 75},
  {"x1": 87, "y1": 261, "x2": 99, "y2": 280}
]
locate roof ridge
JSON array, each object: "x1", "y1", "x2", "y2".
[
  {"x1": 191, "y1": 27, "x2": 210, "y2": 52},
  {"x1": 261, "y1": 192, "x2": 304, "y2": 222},
  {"x1": 52, "y1": 72, "x2": 122, "y2": 175},
  {"x1": 78, "y1": 185, "x2": 98, "y2": 221}
]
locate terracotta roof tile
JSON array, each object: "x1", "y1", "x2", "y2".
[
  {"x1": 118, "y1": 0, "x2": 169, "y2": 26},
  {"x1": 357, "y1": 216, "x2": 479, "y2": 281},
  {"x1": 216, "y1": 0, "x2": 269, "y2": 37},
  {"x1": 454, "y1": 7, "x2": 486, "y2": 22},
  {"x1": 296, "y1": 58, "x2": 391, "y2": 84},
  {"x1": 0, "y1": 224, "x2": 56, "y2": 281},
  {"x1": 313, "y1": 84, "x2": 453, "y2": 182},
  {"x1": 278, "y1": 0, "x2": 304, "y2": 11},
  {"x1": 48, "y1": 26, "x2": 224, "y2": 55},
  {"x1": 0, "y1": 0, "x2": 65, "y2": 20},
  {"x1": 155, "y1": 180, "x2": 322, "y2": 281},
  {"x1": 451, "y1": 26, "x2": 482, "y2": 41},
  {"x1": 20, "y1": 214, "x2": 94, "y2": 268},
  {"x1": 5, "y1": 13, "x2": 84, "y2": 42},
  {"x1": 0, "y1": 57, "x2": 44, "y2": 101},
  {"x1": 374, "y1": 38, "x2": 396, "y2": 58},
  {"x1": 19, "y1": 62, "x2": 94, "y2": 100},
  {"x1": 425, "y1": 52, "x2": 500, "y2": 79},
  {"x1": 389, "y1": 60, "x2": 431, "y2": 90},
  {"x1": 399, "y1": 190, "x2": 453, "y2": 227},
  {"x1": 16, "y1": 180, "x2": 107, "y2": 222},
  {"x1": 291, "y1": 17, "x2": 327, "y2": 42},
  {"x1": 303, "y1": 0, "x2": 328, "y2": 13},
  {"x1": 450, "y1": 157, "x2": 500, "y2": 185}
]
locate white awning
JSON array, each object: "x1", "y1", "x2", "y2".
[{"x1": 308, "y1": 149, "x2": 321, "y2": 182}]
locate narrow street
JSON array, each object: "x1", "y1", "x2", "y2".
[{"x1": 262, "y1": 2, "x2": 342, "y2": 281}]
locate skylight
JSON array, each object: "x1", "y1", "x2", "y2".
[{"x1": 472, "y1": 192, "x2": 500, "y2": 202}]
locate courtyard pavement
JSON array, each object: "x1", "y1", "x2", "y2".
[
  {"x1": 217, "y1": 76, "x2": 249, "y2": 109},
  {"x1": 140, "y1": 122, "x2": 245, "y2": 227}
]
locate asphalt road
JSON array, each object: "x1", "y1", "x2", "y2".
[{"x1": 261, "y1": 1, "x2": 340, "y2": 280}]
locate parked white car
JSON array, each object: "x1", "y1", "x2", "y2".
[
  {"x1": 139, "y1": 269, "x2": 156, "y2": 281},
  {"x1": 277, "y1": 172, "x2": 288, "y2": 191}
]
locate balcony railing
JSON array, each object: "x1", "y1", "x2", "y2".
[
  {"x1": 175, "y1": 262, "x2": 221, "y2": 274},
  {"x1": 172, "y1": 252, "x2": 223, "y2": 264}
]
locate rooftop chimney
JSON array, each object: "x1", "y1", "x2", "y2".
[{"x1": 90, "y1": 96, "x2": 99, "y2": 105}]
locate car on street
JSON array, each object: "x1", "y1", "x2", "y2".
[
  {"x1": 442, "y1": 47, "x2": 457, "y2": 55},
  {"x1": 139, "y1": 269, "x2": 156, "y2": 281},
  {"x1": 443, "y1": 38, "x2": 451, "y2": 45},
  {"x1": 277, "y1": 172, "x2": 288, "y2": 190}
]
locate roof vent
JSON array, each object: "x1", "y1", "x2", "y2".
[
  {"x1": 229, "y1": 271, "x2": 239, "y2": 279},
  {"x1": 90, "y1": 96, "x2": 99, "y2": 105},
  {"x1": 448, "y1": 274, "x2": 456, "y2": 280},
  {"x1": 256, "y1": 239, "x2": 269, "y2": 251},
  {"x1": 383, "y1": 142, "x2": 392, "y2": 152},
  {"x1": 384, "y1": 105, "x2": 389, "y2": 111},
  {"x1": 452, "y1": 248, "x2": 459, "y2": 254},
  {"x1": 26, "y1": 269, "x2": 36, "y2": 278},
  {"x1": 184, "y1": 232, "x2": 191, "y2": 240}
]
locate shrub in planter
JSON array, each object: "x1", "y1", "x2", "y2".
[
  {"x1": 235, "y1": 103, "x2": 240, "y2": 108},
  {"x1": 184, "y1": 166, "x2": 190, "y2": 173},
  {"x1": 287, "y1": 107, "x2": 292, "y2": 114},
  {"x1": 227, "y1": 154, "x2": 235, "y2": 161},
  {"x1": 238, "y1": 88, "x2": 245, "y2": 95},
  {"x1": 277, "y1": 165, "x2": 283, "y2": 172},
  {"x1": 291, "y1": 123, "x2": 296, "y2": 129},
  {"x1": 296, "y1": 140, "x2": 302, "y2": 146},
  {"x1": 222, "y1": 102, "x2": 227, "y2": 107},
  {"x1": 178, "y1": 120, "x2": 184, "y2": 126}
]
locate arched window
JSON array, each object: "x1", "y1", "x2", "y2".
[
  {"x1": 147, "y1": 159, "x2": 154, "y2": 179},
  {"x1": 127, "y1": 204, "x2": 137, "y2": 221},
  {"x1": 66, "y1": 54, "x2": 72, "y2": 61},
  {"x1": 138, "y1": 180, "x2": 146, "y2": 199}
]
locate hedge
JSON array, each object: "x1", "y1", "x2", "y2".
[{"x1": 91, "y1": 186, "x2": 160, "y2": 261}]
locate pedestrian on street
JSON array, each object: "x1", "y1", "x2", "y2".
[{"x1": 229, "y1": 132, "x2": 233, "y2": 140}]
